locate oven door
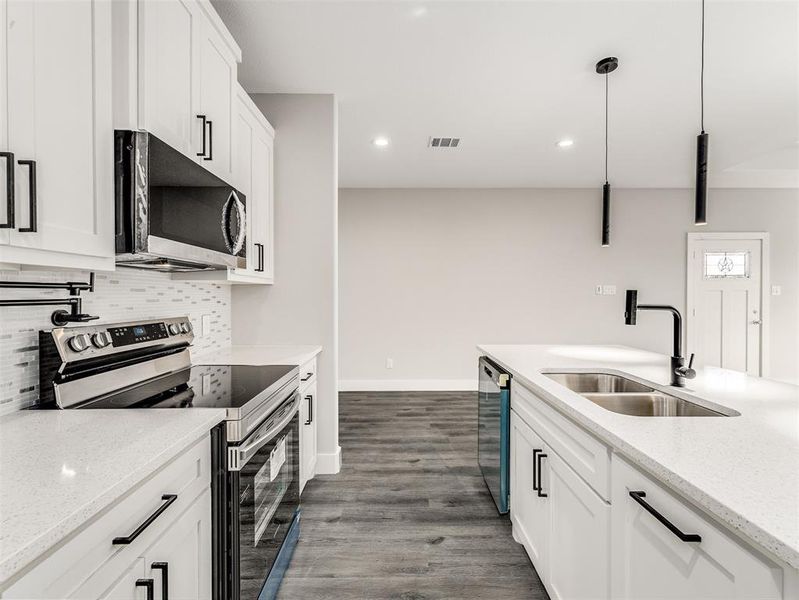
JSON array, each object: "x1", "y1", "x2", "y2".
[{"x1": 228, "y1": 392, "x2": 301, "y2": 600}]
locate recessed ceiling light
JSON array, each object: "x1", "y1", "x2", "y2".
[
  {"x1": 373, "y1": 137, "x2": 390, "y2": 148},
  {"x1": 557, "y1": 139, "x2": 574, "y2": 148}
]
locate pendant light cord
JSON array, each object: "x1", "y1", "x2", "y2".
[
  {"x1": 700, "y1": 0, "x2": 705, "y2": 133},
  {"x1": 605, "y1": 72, "x2": 609, "y2": 183}
]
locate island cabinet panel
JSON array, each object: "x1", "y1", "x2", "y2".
[
  {"x1": 510, "y1": 410, "x2": 550, "y2": 573},
  {"x1": 300, "y1": 357, "x2": 319, "y2": 493},
  {"x1": 610, "y1": 455, "x2": 785, "y2": 600}
]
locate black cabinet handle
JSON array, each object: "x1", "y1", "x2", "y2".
[
  {"x1": 535, "y1": 452, "x2": 548, "y2": 497},
  {"x1": 17, "y1": 160, "x2": 36, "y2": 233},
  {"x1": 0, "y1": 152, "x2": 14, "y2": 229},
  {"x1": 255, "y1": 243, "x2": 264, "y2": 272},
  {"x1": 135, "y1": 579, "x2": 154, "y2": 600},
  {"x1": 196, "y1": 115, "x2": 207, "y2": 157},
  {"x1": 152, "y1": 562, "x2": 169, "y2": 600},
  {"x1": 301, "y1": 372, "x2": 313, "y2": 382},
  {"x1": 305, "y1": 394, "x2": 313, "y2": 425},
  {"x1": 205, "y1": 120, "x2": 213, "y2": 161},
  {"x1": 532, "y1": 449, "x2": 541, "y2": 491},
  {"x1": 113, "y1": 494, "x2": 178, "y2": 544},
  {"x1": 629, "y1": 491, "x2": 701, "y2": 543}
]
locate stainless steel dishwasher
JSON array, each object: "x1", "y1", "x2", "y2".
[{"x1": 478, "y1": 356, "x2": 511, "y2": 514}]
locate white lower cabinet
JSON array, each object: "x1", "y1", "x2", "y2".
[
  {"x1": 611, "y1": 455, "x2": 786, "y2": 600},
  {"x1": 2, "y1": 435, "x2": 212, "y2": 600},
  {"x1": 511, "y1": 381, "x2": 796, "y2": 600},
  {"x1": 299, "y1": 357, "x2": 318, "y2": 493}
]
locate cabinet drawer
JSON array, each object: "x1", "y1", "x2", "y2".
[
  {"x1": 611, "y1": 455, "x2": 785, "y2": 599},
  {"x1": 299, "y1": 358, "x2": 317, "y2": 392},
  {"x1": 3, "y1": 435, "x2": 211, "y2": 598},
  {"x1": 512, "y1": 382, "x2": 611, "y2": 500}
]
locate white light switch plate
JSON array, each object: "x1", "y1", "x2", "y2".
[
  {"x1": 202, "y1": 373, "x2": 211, "y2": 395},
  {"x1": 385, "y1": 358, "x2": 394, "y2": 369},
  {"x1": 602, "y1": 285, "x2": 617, "y2": 295},
  {"x1": 595, "y1": 285, "x2": 603, "y2": 295},
  {"x1": 201, "y1": 314, "x2": 211, "y2": 337}
]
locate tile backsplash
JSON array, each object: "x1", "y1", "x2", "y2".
[{"x1": 0, "y1": 269, "x2": 231, "y2": 415}]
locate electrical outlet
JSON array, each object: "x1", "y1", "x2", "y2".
[
  {"x1": 385, "y1": 358, "x2": 394, "y2": 369},
  {"x1": 771, "y1": 285, "x2": 782, "y2": 296},
  {"x1": 201, "y1": 314, "x2": 211, "y2": 337},
  {"x1": 595, "y1": 285, "x2": 603, "y2": 295},
  {"x1": 603, "y1": 285, "x2": 617, "y2": 296}
]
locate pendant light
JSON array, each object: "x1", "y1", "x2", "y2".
[
  {"x1": 596, "y1": 57, "x2": 618, "y2": 247},
  {"x1": 694, "y1": 0, "x2": 708, "y2": 225}
]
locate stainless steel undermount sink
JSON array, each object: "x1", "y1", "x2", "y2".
[{"x1": 543, "y1": 372, "x2": 730, "y2": 417}]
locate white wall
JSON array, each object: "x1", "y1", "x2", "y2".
[
  {"x1": 232, "y1": 94, "x2": 340, "y2": 473},
  {"x1": 339, "y1": 188, "x2": 798, "y2": 387}
]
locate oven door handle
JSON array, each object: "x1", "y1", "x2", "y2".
[{"x1": 228, "y1": 394, "x2": 299, "y2": 471}]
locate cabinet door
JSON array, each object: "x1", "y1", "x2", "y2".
[
  {"x1": 547, "y1": 450, "x2": 610, "y2": 600},
  {"x1": 611, "y1": 456, "x2": 785, "y2": 599},
  {"x1": 69, "y1": 558, "x2": 146, "y2": 600},
  {"x1": 509, "y1": 410, "x2": 549, "y2": 573},
  {"x1": 5, "y1": 0, "x2": 113, "y2": 260},
  {"x1": 300, "y1": 381, "x2": 318, "y2": 493},
  {"x1": 0, "y1": 0, "x2": 9, "y2": 246},
  {"x1": 249, "y1": 127, "x2": 274, "y2": 281},
  {"x1": 197, "y1": 21, "x2": 235, "y2": 182},
  {"x1": 141, "y1": 489, "x2": 212, "y2": 600},
  {"x1": 232, "y1": 94, "x2": 255, "y2": 274},
  {"x1": 138, "y1": 0, "x2": 198, "y2": 156}
]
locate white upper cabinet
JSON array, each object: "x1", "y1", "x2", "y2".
[
  {"x1": 128, "y1": 0, "x2": 239, "y2": 184},
  {"x1": 0, "y1": 0, "x2": 114, "y2": 270}
]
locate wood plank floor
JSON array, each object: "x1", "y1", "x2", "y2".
[{"x1": 278, "y1": 391, "x2": 548, "y2": 600}]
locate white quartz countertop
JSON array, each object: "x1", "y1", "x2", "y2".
[
  {"x1": 478, "y1": 344, "x2": 799, "y2": 569},
  {"x1": 192, "y1": 344, "x2": 322, "y2": 367},
  {"x1": 0, "y1": 408, "x2": 226, "y2": 586}
]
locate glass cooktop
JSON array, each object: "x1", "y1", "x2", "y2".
[{"x1": 79, "y1": 364, "x2": 296, "y2": 411}]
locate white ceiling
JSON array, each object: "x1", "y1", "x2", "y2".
[{"x1": 213, "y1": 0, "x2": 799, "y2": 188}]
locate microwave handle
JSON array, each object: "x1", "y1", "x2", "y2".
[{"x1": 228, "y1": 394, "x2": 299, "y2": 471}]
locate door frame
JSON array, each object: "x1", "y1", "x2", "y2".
[{"x1": 686, "y1": 232, "x2": 770, "y2": 377}]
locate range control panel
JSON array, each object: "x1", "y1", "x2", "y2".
[{"x1": 50, "y1": 316, "x2": 194, "y2": 358}]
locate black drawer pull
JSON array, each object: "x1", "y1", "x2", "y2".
[
  {"x1": 535, "y1": 452, "x2": 548, "y2": 497},
  {"x1": 196, "y1": 115, "x2": 208, "y2": 157},
  {"x1": 301, "y1": 372, "x2": 313, "y2": 382},
  {"x1": 255, "y1": 242, "x2": 264, "y2": 272},
  {"x1": 0, "y1": 152, "x2": 14, "y2": 229},
  {"x1": 205, "y1": 119, "x2": 213, "y2": 161},
  {"x1": 17, "y1": 160, "x2": 36, "y2": 233},
  {"x1": 135, "y1": 578, "x2": 154, "y2": 600},
  {"x1": 532, "y1": 449, "x2": 541, "y2": 491},
  {"x1": 629, "y1": 491, "x2": 701, "y2": 543},
  {"x1": 152, "y1": 562, "x2": 169, "y2": 600},
  {"x1": 305, "y1": 394, "x2": 313, "y2": 425},
  {"x1": 113, "y1": 494, "x2": 178, "y2": 544}
]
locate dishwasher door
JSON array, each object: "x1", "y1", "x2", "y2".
[{"x1": 478, "y1": 356, "x2": 510, "y2": 514}]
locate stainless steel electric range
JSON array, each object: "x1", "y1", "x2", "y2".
[{"x1": 37, "y1": 316, "x2": 302, "y2": 600}]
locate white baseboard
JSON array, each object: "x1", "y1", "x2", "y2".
[
  {"x1": 338, "y1": 379, "x2": 478, "y2": 392},
  {"x1": 315, "y1": 446, "x2": 342, "y2": 475}
]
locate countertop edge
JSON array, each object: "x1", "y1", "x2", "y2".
[
  {"x1": 478, "y1": 345, "x2": 799, "y2": 570},
  {"x1": 192, "y1": 344, "x2": 323, "y2": 367},
  {"x1": 0, "y1": 409, "x2": 227, "y2": 587}
]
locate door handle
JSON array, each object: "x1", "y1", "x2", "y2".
[
  {"x1": 305, "y1": 394, "x2": 313, "y2": 425},
  {"x1": 151, "y1": 562, "x2": 169, "y2": 600},
  {"x1": 112, "y1": 494, "x2": 178, "y2": 544},
  {"x1": 196, "y1": 115, "x2": 208, "y2": 157},
  {"x1": 750, "y1": 320, "x2": 762, "y2": 325},
  {"x1": 532, "y1": 449, "x2": 541, "y2": 491},
  {"x1": 301, "y1": 372, "x2": 313, "y2": 382},
  {"x1": 0, "y1": 152, "x2": 14, "y2": 228},
  {"x1": 135, "y1": 579, "x2": 155, "y2": 600},
  {"x1": 17, "y1": 160, "x2": 37, "y2": 233},
  {"x1": 255, "y1": 243, "x2": 264, "y2": 272},
  {"x1": 535, "y1": 452, "x2": 548, "y2": 498},
  {"x1": 629, "y1": 491, "x2": 701, "y2": 543},
  {"x1": 205, "y1": 119, "x2": 213, "y2": 161}
]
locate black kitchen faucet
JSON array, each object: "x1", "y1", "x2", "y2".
[{"x1": 624, "y1": 289, "x2": 697, "y2": 387}]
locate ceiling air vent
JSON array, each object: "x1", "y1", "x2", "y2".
[{"x1": 428, "y1": 137, "x2": 460, "y2": 148}]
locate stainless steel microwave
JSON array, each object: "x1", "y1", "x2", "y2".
[{"x1": 114, "y1": 130, "x2": 247, "y2": 272}]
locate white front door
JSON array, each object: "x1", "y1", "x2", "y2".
[{"x1": 688, "y1": 235, "x2": 765, "y2": 376}]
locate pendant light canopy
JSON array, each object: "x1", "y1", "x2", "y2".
[
  {"x1": 695, "y1": 0, "x2": 708, "y2": 225},
  {"x1": 596, "y1": 56, "x2": 618, "y2": 247}
]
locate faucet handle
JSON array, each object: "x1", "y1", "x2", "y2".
[{"x1": 688, "y1": 353, "x2": 695, "y2": 369}]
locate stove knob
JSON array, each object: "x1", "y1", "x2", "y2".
[
  {"x1": 91, "y1": 331, "x2": 112, "y2": 349},
  {"x1": 168, "y1": 323, "x2": 180, "y2": 335},
  {"x1": 68, "y1": 334, "x2": 91, "y2": 353},
  {"x1": 184, "y1": 321, "x2": 193, "y2": 333},
  {"x1": 179, "y1": 323, "x2": 189, "y2": 334}
]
